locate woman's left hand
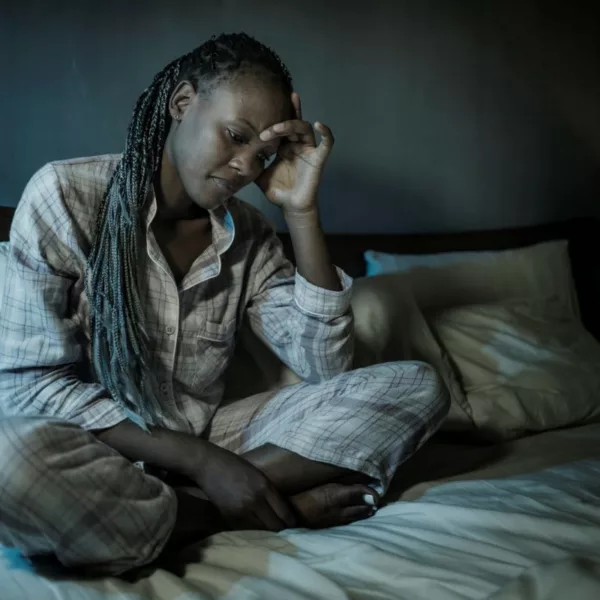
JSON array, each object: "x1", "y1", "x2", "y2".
[{"x1": 256, "y1": 93, "x2": 334, "y2": 215}]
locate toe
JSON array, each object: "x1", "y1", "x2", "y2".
[{"x1": 329, "y1": 483, "x2": 380, "y2": 508}]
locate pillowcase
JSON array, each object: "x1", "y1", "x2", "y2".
[
  {"x1": 430, "y1": 297, "x2": 600, "y2": 440},
  {"x1": 364, "y1": 240, "x2": 579, "y2": 319},
  {"x1": 223, "y1": 275, "x2": 469, "y2": 430}
]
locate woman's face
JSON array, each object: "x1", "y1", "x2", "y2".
[{"x1": 165, "y1": 73, "x2": 291, "y2": 210}]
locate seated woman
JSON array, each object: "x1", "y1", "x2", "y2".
[{"x1": 0, "y1": 33, "x2": 449, "y2": 575}]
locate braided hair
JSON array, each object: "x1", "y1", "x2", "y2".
[{"x1": 85, "y1": 33, "x2": 293, "y2": 428}]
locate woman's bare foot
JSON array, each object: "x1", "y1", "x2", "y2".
[{"x1": 290, "y1": 483, "x2": 379, "y2": 528}]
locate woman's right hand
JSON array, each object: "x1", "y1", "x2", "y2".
[
  {"x1": 184, "y1": 442, "x2": 297, "y2": 532},
  {"x1": 95, "y1": 420, "x2": 295, "y2": 531}
]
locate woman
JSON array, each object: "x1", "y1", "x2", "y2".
[{"x1": 0, "y1": 33, "x2": 449, "y2": 575}]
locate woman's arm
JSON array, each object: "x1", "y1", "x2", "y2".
[
  {"x1": 95, "y1": 420, "x2": 204, "y2": 474},
  {"x1": 0, "y1": 165, "x2": 126, "y2": 430},
  {"x1": 95, "y1": 419, "x2": 296, "y2": 531},
  {"x1": 256, "y1": 92, "x2": 342, "y2": 293},
  {"x1": 244, "y1": 212, "x2": 353, "y2": 383},
  {"x1": 247, "y1": 93, "x2": 353, "y2": 380},
  {"x1": 284, "y1": 207, "x2": 341, "y2": 291}
]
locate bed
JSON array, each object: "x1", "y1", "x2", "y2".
[{"x1": 1, "y1": 207, "x2": 599, "y2": 600}]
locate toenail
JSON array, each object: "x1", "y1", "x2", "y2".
[{"x1": 363, "y1": 493, "x2": 376, "y2": 506}]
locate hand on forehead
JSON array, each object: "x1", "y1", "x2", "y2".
[
  {"x1": 257, "y1": 92, "x2": 333, "y2": 148},
  {"x1": 259, "y1": 92, "x2": 306, "y2": 142},
  {"x1": 209, "y1": 78, "x2": 304, "y2": 149}
]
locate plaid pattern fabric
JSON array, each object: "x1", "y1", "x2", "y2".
[
  {"x1": 208, "y1": 361, "x2": 449, "y2": 492},
  {"x1": 0, "y1": 155, "x2": 353, "y2": 433},
  {"x1": 0, "y1": 415, "x2": 176, "y2": 575},
  {"x1": 0, "y1": 361, "x2": 448, "y2": 574}
]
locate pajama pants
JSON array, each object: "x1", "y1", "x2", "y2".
[{"x1": 0, "y1": 361, "x2": 449, "y2": 575}]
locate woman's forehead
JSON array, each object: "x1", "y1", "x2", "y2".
[{"x1": 205, "y1": 77, "x2": 291, "y2": 129}]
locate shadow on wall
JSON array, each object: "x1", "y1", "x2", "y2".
[
  {"x1": 316, "y1": 167, "x2": 447, "y2": 234},
  {"x1": 248, "y1": 154, "x2": 600, "y2": 235}
]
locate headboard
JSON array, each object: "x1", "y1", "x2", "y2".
[{"x1": 1, "y1": 206, "x2": 599, "y2": 339}]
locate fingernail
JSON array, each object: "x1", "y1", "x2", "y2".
[
  {"x1": 363, "y1": 493, "x2": 376, "y2": 506},
  {"x1": 259, "y1": 131, "x2": 270, "y2": 141}
]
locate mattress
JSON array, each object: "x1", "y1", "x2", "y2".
[{"x1": 1, "y1": 422, "x2": 599, "y2": 600}]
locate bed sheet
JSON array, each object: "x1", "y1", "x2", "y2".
[{"x1": 1, "y1": 422, "x2": 599, "y2": 600}]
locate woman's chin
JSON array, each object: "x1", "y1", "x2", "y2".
[
  {"x1": 187, "y1": 190, "x2": 227, "y2": 211},
  {"x1": 200, "y1": 196, "x2": 229, "y2": 211}
]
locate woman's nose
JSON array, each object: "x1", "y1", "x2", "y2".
[{"x1": 229, "y1": 148, "x2": 262, "y2": 179}]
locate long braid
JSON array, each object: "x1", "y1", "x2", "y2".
[{"x1": 85, "y1": 33, "x2": 292, "y2": 428}]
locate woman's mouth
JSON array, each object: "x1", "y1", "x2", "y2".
[{"x1": 211, "y1": 177, "x2": 239, "y2": 194}]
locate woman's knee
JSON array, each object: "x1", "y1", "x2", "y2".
[
  {"x1": 0, "y1": 416, "x2": 177, "y2": 574},
  {"x1": 348, "y1": 361, "x2": 451, "y2": 412},
  {"x1": 0, "y1": 416, "x2": 73, "y2": 493}
]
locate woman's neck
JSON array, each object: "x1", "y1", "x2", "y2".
[{"x1": 155, "y1": 154, "x2": 209, "y2": 222}]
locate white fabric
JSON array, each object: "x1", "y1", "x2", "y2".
[
  {"x1": 488, "y1": 558, "x2": 600, "y2": 600},
  {"x1": 363, "y1": 240, "x2": 579, "y2": 318},
  {"x1": 2, "y1": 426, "x2": 599, "y2": 600},
  {"x1": 431, "y1": 297, "x2": 600, "y2": 439}
]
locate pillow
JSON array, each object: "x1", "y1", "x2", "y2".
[
  {"x1": 431, "y1": 297, "x2": 600, "y2": 440},
  {"x1": 364, "y1": 240, "x2": 579, "y2": 319},
  {"x1": 223, "y1": 276, "x2": 469, "y2": 430}
]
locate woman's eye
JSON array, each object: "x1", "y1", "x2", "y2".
[
  {"x1": 258, "y1": 153, "x2": 274, "y2": 166},
  {"x1": 228, "y1": 130, "x2": 245, "y2": 144}
]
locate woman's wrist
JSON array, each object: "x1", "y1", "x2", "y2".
[
  {"x1": 176, "y1": 435, "x2": 212, "y2": 481},
  {"x1": 283, "y1": 205, "x2": 320, "y2": 228},
  {"x1": 95, "y1": 420, "x2": 210, "y2": 478}
]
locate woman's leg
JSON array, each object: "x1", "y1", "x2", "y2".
[
  {"x1": 0, "y1": 415, "x2": 205, "y2": 575},
  {"x1": 209, "y1": 361, "x2": 450, "y2": 523}
]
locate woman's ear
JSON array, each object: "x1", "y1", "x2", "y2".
[{"x1": 168, "y1": 81, "x2": 196, "y2": 122}]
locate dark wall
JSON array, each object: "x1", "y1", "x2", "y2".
[{"x1": 2, "y1": 0, "x2": 599, "y2": 233}]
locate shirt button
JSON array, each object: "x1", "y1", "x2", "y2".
[
  {"x1": 160, "y1": 382, "x2": 169, "y2": 394},
  {"x1": 166, "y1": 326, "x2": 175, "y2": 335}
]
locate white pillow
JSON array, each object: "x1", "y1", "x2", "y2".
[
  {"x1": 364, "y1": 240, "x2": 579, "y2": 319},
  {"x1": 431, "y1": 297, "x2": 600, "y2": 440}
]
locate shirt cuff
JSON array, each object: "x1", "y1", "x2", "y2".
[
  {"x1": 69, "y1": 397, "x2": 128, "y2": 431},
  {"x1": 294, "y1": 267, "x2": 353, "y2": 318}
]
